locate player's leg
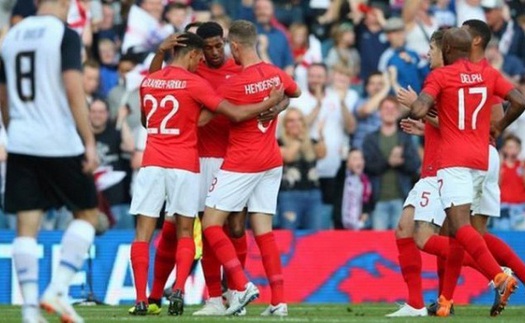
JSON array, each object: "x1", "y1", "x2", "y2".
[
  {"x1": 146, "y1": 215, "x2": 177, "y2": 314},
  {"x1": 228, "y1": 209, "x2": 248, "y2": 268},
  {"x1": 128, "y1": 167, "x2": 167, "y2": 315},
  {"x1": 248, "y1": 167, "x2": 287, "y2": 317},
  {"x1": 194, "y1": 158, "x2": 227, "y2": 315}
]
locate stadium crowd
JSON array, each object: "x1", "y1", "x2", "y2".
[{"x1": 1, "y1": 0, "x2": 525, "y2": 232}]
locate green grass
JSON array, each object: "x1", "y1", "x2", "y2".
[{"x1": 5, "y1": 304, "x2": 525, "y2": 322}]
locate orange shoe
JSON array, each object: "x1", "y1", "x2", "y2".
[
  {"x1": 436, "y1": 295, "x2": 453, "y2": 317},
  {"x1": 491, "y1": 273, "x2": 519, "y2": 316}
]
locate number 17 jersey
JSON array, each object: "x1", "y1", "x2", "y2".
[{"x1": 422, "y1": 59, "x2": 513, "y2": 170}]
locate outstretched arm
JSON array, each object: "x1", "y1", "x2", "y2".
[{"x1": 409, "y1": 93, "x2": 435, "y2": 120}]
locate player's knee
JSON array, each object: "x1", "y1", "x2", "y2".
[
  {"x1": 395, "y1": 222, "x2": 412, "y2": 239},
  {"x1": 73, "y1": 208, "x2": 99, "y2": 228},
  {"x1": 413, "y1": 232, "x2": 430, "y2": 249},
  {"x1": 228, "y1": 224, "x2": 245, "y2": 238}
]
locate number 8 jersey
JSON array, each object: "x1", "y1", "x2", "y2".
[
  {"x1": 0, "y1": 16, "x2": 84, "y2": 157},
  {"x1": 421, "y1": 59, "x2": 514, "y2": 171},
  {"x1": 140, "y1": 66, "x2": 224, "y2": 172}
]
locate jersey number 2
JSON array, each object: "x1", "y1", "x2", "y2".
[
  {"x1": 15, "y1": 51, "x2": 36, "y2": 102},
  {"x1": 143, "y1": 94, "x2": 180, "y2": 135},
  {"x1": 457, "y1": 87, "x2": 487, "y2": 130}
]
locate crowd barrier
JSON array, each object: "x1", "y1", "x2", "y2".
[{"x1": 1, "y1": 230, "x2": 523, "y2": 305}]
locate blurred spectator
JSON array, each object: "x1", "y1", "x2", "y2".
[
  {"x1": 352, "y1": 71, "x2": 390, "y2": 150},
  {"x1": 106, "y1": 54, "x2": 141, "y2": 130},
  {"x1": 485, "y1": 37, "x2": 525, "y2": 84},
  {"x1": 253, "y1": 0, "x2": 294, "y2": 74},
  {"x1": 431, "y1": 0, "x2": 456, "y2": 28},
  {"x1": 121, "y1": 0, "x2": 173, "y2": 54},
  {"x1": 89, "y1": 99, "x2": 135, "y2": 229},
  {"x1": 340, "y1": 148, "x2": 372, "y2": 230},
  {"x1": 402, "y1": 0, "x2": 438, "y2": 66},
  {"x1": 289, "y1": 22, "x2": 323, "y2": 90},
  {"x1": 518, "y1": 14, "x2": 525, "y2": 33},
  {"x1": 0, "y1": 0, "x2": 15, "y2": 28},
  {"x1": 98, "y1": 38, "x2": 119, "y2": 98},
  {"x1": 272, "y1": 0, "x2": 304, "y2": 27},
  {"x1": 456, "y1": 0, "x2": 485, "y2": 26},
  {"x1": 290, "y1": 63, "x2": 356, "y2": 228},
  {"x1": 83, "y1": 60, "x2": 101, "y2": 105},
  {"x1": 10, "y1": 0, "x2": 36, "y2": 25},
  {"x1": 164, "y1": 2, "x2": 192, "y2": 32},
  {"x1": 378, "y1": 17, "x2": 427, "y2": 93},
  {"x1": 354, "y1": 3, "x2": 388, "y2": 81},
  {"x1": 97, "y1": 2, "x2": 120, "y2": 43},
  {"x1": 493, "y1": 135, "x2": 525, "y2": 230},
  {"x1": 277, "y1": 108, "x2": 326, "y2": 230},
  {"x1": 326, "y1": 22, "x2": 361, "y2": 82},
  {"x1": 482, "y1": 0, "x2": 525, "y2": 65},
  {"x1": 362, "y1": 97, "x2": 420, "y2": 230}
]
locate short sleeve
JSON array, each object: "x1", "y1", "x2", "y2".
[
  {"x1": 193, "y1": 78, "x2": 224, "y2": 112},
  {"x1": 61, "y1": 27, "x2": 82, "y2": 72},
  {"x1": 0, "y1": 57, "x2": 6, "y2": 84},
  {"x1": 421, "y1": 69, "x2": 442, "y2": 99},
  {"x1": 278, "y1": 69, "x2": 298, "y2": 97},
  {"x1": 493, "y1": 70, "x2": 515, "y2": 99}
]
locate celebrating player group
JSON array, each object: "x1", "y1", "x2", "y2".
[{"x1": 388, "y1": 20, "x2": 525, "y2": 317}]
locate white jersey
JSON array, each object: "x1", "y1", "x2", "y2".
[{"x1": 0, "y1": 15, "x2": 84, "y2": 157}]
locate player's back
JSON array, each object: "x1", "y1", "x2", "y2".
[
  {"x1": 424, "y1": 59, "x2": 512, "y2": 170},
  {"x1": 1, "y1": 16, "x2": 84, "y2": 157},
  {"x1": 141, "y1": 66, "x2": 218, "y2": 172},
  {"x1": 195, "y1": 59, "x2": 241, "y2": 158},
  {"x1": 218, "y1": 62, "x2": 297, "y2": 173}
]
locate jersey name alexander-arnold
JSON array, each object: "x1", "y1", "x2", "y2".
[
  {"x1": 141, "y1": 79, "x2": 187, "y2": 89},
  {"x1": 243, "y1": 76, "x2": 281, "y2": 94}
]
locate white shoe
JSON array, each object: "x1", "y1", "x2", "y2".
[
  {"x1": 489, "y1": 266, "x2": 514, "y2": 288},
  {"x1": 385, "y1": 303, "x2": 428, "y2": 317},
  {"x1": 224, "y1": 289, "x2": 247, "y2": 316},
  {"x1": 233, "y1": 307, "x2": 247, "y2": 316},
  {"x1": 22, "y1": 306, "x2": 48, "y2": 323},
  {"x1": 225, "y1": 282, "x2": 259, "y2": 315},
  {"x1": 260, "y1": 303, "x2": 288, "y2": 316},
  {"x1": 192, "y1": 297, "x2": 226, "y2": 316},
  {"x1": 40, "y1": 291, "x2": 84, "y2": 323}
]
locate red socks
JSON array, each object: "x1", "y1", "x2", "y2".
[
  {"x1": 131, "y1": 241, "x2": 149, "y2": 303},
  {"x1": 231, "y1": 234, "x2": 248, "y2": 268},
  {"x1": 484, "y1": 233, "x2": 525, "y2": 283},
  {"x1": 150, "y1": 222, "x2": 178, "y2": 300},
  {"x1": 437, "y1": 256, "x2": 445, "y2": 296},
  {"x1": 173, "y1": 237, "x2": 195, "y2": 292},
  {"x1": 201, "y1": 236, "x2": 223, "y2": 297},
  {"x1": 455, "y1": 226, "x2": 501, "y2": 278},
  {"x1": 255, "y1": 232, "x2": 284, "y2": 306},
  {"x1": 396, "y1": 238, "x2": 424, "y2": 309},
  {"x1": 441, "y1": 237, "x2": 464, "y2": 300},
  {"x1": 203, "y1": 226, "x2": 247, "y2": 290}
]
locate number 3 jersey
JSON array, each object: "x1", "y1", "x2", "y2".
[
  {"x1": 140, "y1": 66, "x2": 223, "y2": 172},
  {"x1": 217, "y1": 62, "x2": 298, "y2": 173},
  {"x1": 422, "y1": 59, "x2": 514, "y2": 171},
  {"x1": 0, "y1": 16, "x2": 85, "y2": 157}
]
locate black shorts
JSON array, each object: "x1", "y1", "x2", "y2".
[{"x1": 4, "y1": 153, "x2": 98, "y2": 213}]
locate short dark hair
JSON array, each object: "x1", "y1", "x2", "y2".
[
  {"x1": 173, "y1": 32, "x2": 204, "y2": 57},
  {"x1": 365, "y1": 71, "x2": 383, "y2": 88},
  {"x1": 196, "y1": 21, "x2": 224, "y2": 39},
  {"x1": 229, "y1": 20, "x2": 257, "y2": 46},
  {"x1": 462, "y1": 19, "x2": 492, "y2": 50},
  {"x1": 309, "y1": 62, "x2": 328, "y2": 72},
  {"x1": 185, "y1": 21, "x2": 204, "y2": 32},
  {"x1": 430, "y1": 30, "x2": 445, "y2": 49}
]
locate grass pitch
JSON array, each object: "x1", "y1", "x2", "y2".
[{"x1": 4, "y1": 304, "x2": 525, "y2": 322}]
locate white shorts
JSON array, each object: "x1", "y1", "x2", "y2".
[
  {"x1": 198, "y1": 157, "x2": 223, "y2": 212},
  {"x1": 130, "y1": 166, "x2": 199, "y2": 218},
  {"x1": 205, "y1": 166, "x2": 282, "y2": 214},
  {"x1": 437, "y1": 167, "x2": 486, "y2": 211},
  {"x1": 403, "y1": 176, "x2": 446, "y2": 226},
  {"x1": 471, "y1": 145, "x2": 501, "y2": 217}
]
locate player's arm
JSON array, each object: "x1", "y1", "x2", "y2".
[
  {"x1": 149, "y1": 34, "x2": 188, "y2": 74},
  {"x1": 257, "y1": 96, "x2": 290, "y2": 124},
  {"x1": 493, "y1": 89, "x2": 525, "y2": 137},
  {"x1": 409, "y1": 92, "x2": 434, "y2": 120},
  {"x1": 217, "y1": 85, "x2": 285, "y2": 122},
  {"x1": 62, "y1": 28, "x2": 98, "y2": 173},
  {"x1": 198, "y1": 109, "x2": 214, "y2": 126}
]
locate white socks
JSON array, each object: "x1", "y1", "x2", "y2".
[
  {"x1": 12, "y1": 237, "x2": 39, "y2": 308},
  {"x1": 47, "y1": 219, "x2": 95, "y2": 296}
]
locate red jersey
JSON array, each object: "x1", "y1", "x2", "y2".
[
  {"x1": 501, "y1": 161, "x2": 525, "y2": 203},
  {"x1": 421, "y1": 121, "x2": 440, "y2": 178},
  {"x1": 140, "y1": 66, "x2": 224, "y2": 171},
  {"x1": 218, "y1": 62, "x2": 298, "y2": 173},
  {"x1": 196, "y1": 59, "x2": 242, "y2": 158},
  {"x1": 422, "y1": 59, "x2": 514, "y2": 170}
]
